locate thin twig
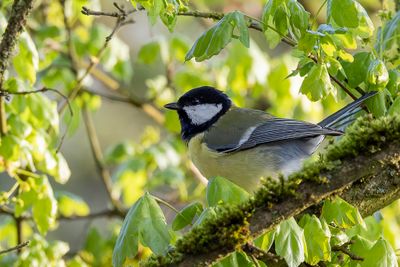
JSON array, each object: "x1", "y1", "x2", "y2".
[
  {"x1": 60, "y1": 0, "x2": 78, "y2": 76},
  {"x1": 1, "y1": 87, "x2": 74, "y2": 152},
  {"x1": 81, "y1": 5, "x2": 143, "y2": 17},
  {"x1": 153, "y1": 196, "x2": 193, "y2": 227},
  {"x1": 0, "y1": 205, "x2": 126, "y2": 221},
  {"x1": 332, "y1": 241, "x2": 364, "y2": 261},
  {"x1": 58, "y1": 208, "x2": 126, "y2": 220},
  {"x1": 249, "y1": 253, "x2": 261, "y2": 267},
  {"x1": 4, "y1": 87, "x2": 73, "y2": 116},
  {"x1": 82, "y1": 88, "x2": 165, "y2": 124},
  {"x1": 57, "y1": 4, "x2": 135, "y2": 115},
  {"x1": 0, "y1": 241, "x2": 29, "y2": 255},
  {"x1": 242, "y1": 243, "x2": 284, "y2": 266},
  {"x1": 15, "y1": 217, "x2": 22, "y2": 254},
  {"x1": 82, "y1": 106, "x2": 125, "y2": 214}
]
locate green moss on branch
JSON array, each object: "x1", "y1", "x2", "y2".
[{"x1": 144, "y1": 115, "x2": 400, "y2": 267}]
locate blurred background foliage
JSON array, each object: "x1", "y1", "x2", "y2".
[{"x1": 0, "y1": 0, "x2": 399, "y2": 266}]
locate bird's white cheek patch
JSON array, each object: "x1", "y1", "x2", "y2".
[{"x1": 183, "y1": 104, "x2": 223, "y2": 125}]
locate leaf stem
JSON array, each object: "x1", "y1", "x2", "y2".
[{"x1": 153, "y1": 196, "x2": 192, "y2": 226}]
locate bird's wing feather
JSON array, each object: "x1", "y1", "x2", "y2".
[{"x1": 205, "y1": 113, "x2": 343, "y2": 153}]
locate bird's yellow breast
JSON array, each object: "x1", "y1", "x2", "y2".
[{"x1": 188, "y1": 133, "x2": 278, "y2": 192}]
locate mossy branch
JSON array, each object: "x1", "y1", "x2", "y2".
[
  {"x1": 0, "y1": 0, "x2": 35, "y2": 136},
  {"x1": 144, "y1": 115, "x2": 400, "y2": 267}
]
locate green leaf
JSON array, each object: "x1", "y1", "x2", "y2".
[
  {"x1": 12, "y1": 31, "x2": 39, "y2": 85},
  {"x1": 288, "y1": 0, "x2": 309, "y2": 39},
  {"x1": 213, "y1": 251, "x2": 265, "y2": 267},
  {"x1": 193, "y1": 207, "x2": 218, "y2": 226},
  {"x1": 160, "y1": 0, "x2": 179, "y2": 32},
  {"x1": 261, "y1": 0, "x2": 287, "y2": 34},
  {"x1": 376, "y1": 12, "x2": 400, "y2": 61},
  {"x1": 349, "y1": 235, "x2": 374, "y2": 261},
  {"x1": 366, "y1": 59, "x2": 389, "y2": 89},
  {"x1": 342, "y1": 52, "x2": 375, "y2": 88},
  {"x1": 51, "y1": 153, "x2": 71, "y2": 184},
  {"x1": 57, "y1": 192, "x2": 90, "y2": 217},
  {"x1": 346, "y1": 216, "x2": 383, "y2": 242},
  {"x1": 365, "y1": 90, "x2": 387, "y2": 117},
  {"x1": 138, "y1": 41, "x2": 161, "y2": 64},
  {"x1": 169, "y1": 36, "x2": 190, "y2": 62},
  {"x1": 0, "y1": 135, "x2": 20, "y2": 161},
  {"x1": 299, "y1": 215, "x2": 331, "y2": 265},
  {"x1": 353, "y1": 1, "x2": 374, "y2": 38},
  {"x1": 321, "y1": 197, "x2": 365, "y2": 229},
  {"x1": 387, "y1": 70, "x2": 400, "y2": 97},
  {"x1": 300, "y1": 63, "x2": 334, "y2": 101},
  {"x1": 388, "y1": 96, "x2": 400, "y2": 115},
  {"x1": 105, "y1": 142, "x2": 135, "y2": 164},
  {"x1": 254, "y1": 229, "x2": 276, "y2": 252},
  {"x1": 328, "y1": 0, "x2": 373, "y2": 37},
  {"x1": 328, "y1": 0, "x2": 359, "y2": 28},
  {"x1": 275, "y1": 217, "x2": 306, "y2": 267},
  {"x1": 112, "y1": 192, "x2": 171, "y2": 267},
  {"x1": 135, "y1": 0, "x2": 163, "y2": 24},
  {"x1": 172, "y1": 202, "x2": 203, "y2": 231},
  {"x1": 206, "y1": 176, "x2": 250, "y2": 206},
  {"x1": 32, "y1": 176, "x2": 57, "y2": 234},
  {"x1": 185, "y1": 11, "x2": 249, "y2": 62},
  {"x1": 298, "y1": 31, "x2": 318, "y2": 54},
  {"x1": 361, "y1": 238, "x2": 398, "y2": 267}
]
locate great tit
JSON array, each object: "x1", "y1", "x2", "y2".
[{"x1": 165, "y1": 86, "x2": 376, "y2": 192}]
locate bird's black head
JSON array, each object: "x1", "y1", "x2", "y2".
[{"x1": 164, "y1": 86, "x2": 232, "y2": 141}]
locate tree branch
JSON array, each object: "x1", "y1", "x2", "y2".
[
  {"x1": 57, "y1": 3, "x2": 135, "y2": 115},
  {"x1": 82, "y1": 106, "x2": 125, "y2": 214},
  {"x1": 0, "y1": 241, "x2": 29, "y2": 255},
  {"x1": 145, "y1": 115, "x2": 400, "y2": 266},
  {"x1": 0, "y1": 0, "x2": 35, "y2": 136},
  {"x1": 58, "y1": 208, "x2": 126, "y2": 220}
]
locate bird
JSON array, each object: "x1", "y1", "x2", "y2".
[{"x1": 164, "y1": 86, "x2": 376, "y2": 192}]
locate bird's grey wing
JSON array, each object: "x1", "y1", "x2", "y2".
[
  {"x1": 209, "y1": 118, "x2": 343, "y2": 153},
  {"x1": 203, "y1": 107, "x2": 273, "y2": 152}
]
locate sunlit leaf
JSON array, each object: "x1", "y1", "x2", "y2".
[
  {"x1": 172, "y1": 201, "x2": 203, "y2": 231},
  {"x1": 275, "y1": 217, "x2": 306, "y2": 267},
  {"x1": 138, "y1": 41, "x2": 161, "y2": 64},
  {"x1": 342, "y1": 52, "x2": 375, "y2": 88},
  {"x1": 185, "y1": 11, "x2": 250, "y2": 62},
  {"x1": 206, "y1": 176, "x2": 249, "y2": 206},
  {"x1": 112, "y1": 192, "x2": 171, "y2": 267},
  {"x1": 299, "y1": 215, "x2": 331, "y2": 265},
  {"x1": 32, "y1": 176, "x2": 58, "y2": 234},
  {"x1": 254, "y1": 228, "x2": 276, "y2": 252},
  {"x1": 362, "y1": 238, "x2": 398, "y2": 267},
  {"x1": 12, "y1": 32, "x2": 39, "y2": 85},
  {"x1": 213, "y1": 251, "x2": 265, "y2": 267},
  {"x1": 57, "y1": 192, "x2": 90, "y2": 217},
  {"x1": 300, "y1": 63, "x2": 334, "y2": 101},
  {"x1": 388, "y1": 96, "x2": 400, "y2": 115},
  {"x1": 321, "y1": 197, "x2": 365, "y2": 229}
]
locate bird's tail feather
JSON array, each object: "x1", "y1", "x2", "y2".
[{"x1": 318, "y1": 91, "x2": 377, "y2": 128}]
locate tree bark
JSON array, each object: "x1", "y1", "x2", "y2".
[{"x1": 175, "y1": 142, "x2": 400, "y2": 266}]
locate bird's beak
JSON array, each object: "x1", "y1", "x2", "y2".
[{"x1": 164, "y1": 102, "x2": 180, "y2": 110}]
